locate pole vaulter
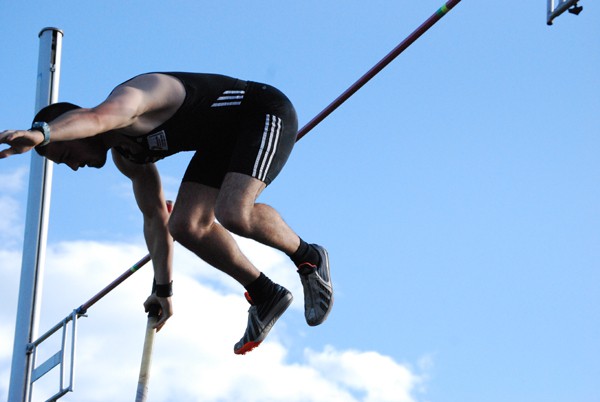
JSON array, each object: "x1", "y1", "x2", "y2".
[
  {"x1": 106, "y1": 3, "x2": 465, "y2": 400},
  {"x1": 130, "y1": 2, "x2": 463, "y2": 397},
  {"x1": 71, "y1": 0, "x2": 464, "y2": 316}
]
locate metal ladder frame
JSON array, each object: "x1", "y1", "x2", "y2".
[
  {"x1": 27, "y1": 310, "x2": 83, "y2": 402},
  {"x1": 25, "y1": 252, "x2": 153, "y2": 401}
]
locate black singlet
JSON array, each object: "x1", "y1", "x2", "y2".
[
  {"x1": 113, "y1": 72, "x2": 298, "y2": 188},
  {"x1": 113, "y1": 72, "x2": 249, "y2": 163}
]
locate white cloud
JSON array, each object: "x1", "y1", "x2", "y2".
[
  {"x1": 0, "y1": 188, "x2": 429, "y2": 402},
  {"x1": 0, "y1": 166, "x2": 28, "y2": 193},
  {"x1": 305, "y1": 347, "x2": 422, "y2": 402},
  {"x1": 0, "y1": 195, "x2": 23, "y2": 246},
  {"x1": 0, "y1": 167, "x2": 27, "y2": 247}
]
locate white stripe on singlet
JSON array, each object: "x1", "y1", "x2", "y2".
[{"x1": 211, "y1": 90, "x2": 245, "y2": 107}]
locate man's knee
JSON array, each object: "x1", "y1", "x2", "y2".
[
  {"x1": 214, "y1": 173, "x2": 264, "y2": 236},
  {"x1": 214, "y1": 203, "x2": 251, "y2": 237},
  {"x1": 168, "y1": 216, "x2": 190, "y2": 242},
  {"x1": 168, "y1": 214, "x2": 211, "y2": 242}
]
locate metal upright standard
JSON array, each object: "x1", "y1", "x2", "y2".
[
  {"x1": 547, "y1": 0, "x2": 583, "y2": 25},
  {"x1": 8, "y1": 27, "x2": 63, "y2": 402}
]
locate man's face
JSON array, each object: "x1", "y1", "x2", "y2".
[{"x1": 43, "y1": 139, "x2": 108, "y2": 171}]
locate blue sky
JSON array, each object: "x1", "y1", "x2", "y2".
[{"x1": 1, "y1": 1, "x2": 599, "y2": 401}]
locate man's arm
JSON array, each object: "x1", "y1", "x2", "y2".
[
  {"x1": 39, "y1": 89, "x2": 145, "y2": 141},
  {"x1": 112, "y1": 149, "x2": 174, "y2": 330},
  {"x1": 1, "y1": 73, "x2": 183, "y2": 157},
  {"x1": 0, "y1": 85, "x2": 147, "y2": 157},
  {"x1": 38, "y1": 74, "x2": 184, "y2": 143}
]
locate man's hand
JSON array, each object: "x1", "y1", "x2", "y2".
[
  {"x1": 0, "y1": 129, "x2": 45, "y2": 159},
  {"x1": 143, "y1": 293, "x2": 173, "y2": 332}
]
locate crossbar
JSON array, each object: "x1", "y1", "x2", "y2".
[
  {"x1": 296, "y1": 0, "x2": 462, "y2": 141},
  {"x1": 76, "y1": 254, "x2": 151, "y2": 315}
]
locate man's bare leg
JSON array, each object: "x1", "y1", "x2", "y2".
[
  {"x1": 213, "y1": 173, "x2": 333, "y2": 328},
  {"x1": 214, "y1": 172, "x2": 301, "y2": 255},
  {"x1": 168, "y1": 181, "x2": 260, "y2": 286},
  {"x1": 169, "y1": 174, "x2": 300, "y2": 354}
]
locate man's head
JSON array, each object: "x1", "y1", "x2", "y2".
[{"x1": 33, "y1": 102, "x2": 110, "y2": 170}]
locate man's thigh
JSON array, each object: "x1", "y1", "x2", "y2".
[
  {"x1": 216, "y1": 172, "x2": 266, "y2": 213},
  {"x1": 171, "y1": 181, "x2": 220, "y2": 228}
]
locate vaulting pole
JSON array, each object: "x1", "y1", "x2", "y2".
[
  {"x1": 8, "y1": 27, "x2": 63, "y2": 402},
  {"x1": 135, "y1": 201, "x2": 173, "y2": 402},
  {"x1": 296, "y1": 0, "x2": 462, "y2": 141}
]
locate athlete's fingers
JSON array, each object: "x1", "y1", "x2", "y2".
[
  {"x1": 155, "y1": 317, "x2": 167, "y2": 332},
  {"x1": 0, "y1": 131, "x2": 14, "y2": 144},
  {"x1": 1, "y1": 130, "x2": 43, "y2": 149},
  {"x1": 0, "y1": 131, "x2": 37, "y2": 158},
  {"x1": 154, "y1": 297, "x2": 173, "y2": 332},
  {"x1": 0, "y1": 147, "x2": 17, "y2": 159},
  {"x1": 0, "y1": 130, "x2": 23, "y2": 141},
  {"x1": 154, "y1": 310, "x2": 171, "y2": 332},
  {"x1": 143, "y1": 295, "x2": 156, "y2": 312}
]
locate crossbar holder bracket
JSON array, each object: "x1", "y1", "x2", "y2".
[{"x1": 27, "y1": 310, "x2": 83, "y2": 402}]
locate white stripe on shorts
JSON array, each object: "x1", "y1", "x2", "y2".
[{"x1": 252, "y1": 114, "x2": 282, "y2": 182}]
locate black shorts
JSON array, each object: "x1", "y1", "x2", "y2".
[{"x1": 181, "y1": 81, "x2": 298, "y2": 188}]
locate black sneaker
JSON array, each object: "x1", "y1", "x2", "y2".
[
  {"x1": 234, "y1": 284, "x2": 293, "y2": 355},
  {"x1": 297, "y1": 244, "x2": 333, "y2": 326}
]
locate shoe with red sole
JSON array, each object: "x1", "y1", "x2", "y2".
[{"x1": 234, "y1": 285, "x2": 293, "y2": 355}]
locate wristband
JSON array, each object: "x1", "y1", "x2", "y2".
[
  {"x1": 155, "y1": 281, "x2": 173, "y2": 297},
  {"x1": 31, "y1": 121, "x2": 51, "y2": 147}
]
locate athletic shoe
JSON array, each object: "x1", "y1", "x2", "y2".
[
  {"x1": 297, "y1": 244, "x2": 333, "y2": 326},
  {"x1": 234, "y1": 284, "x2": 293, "y2": 355}
]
